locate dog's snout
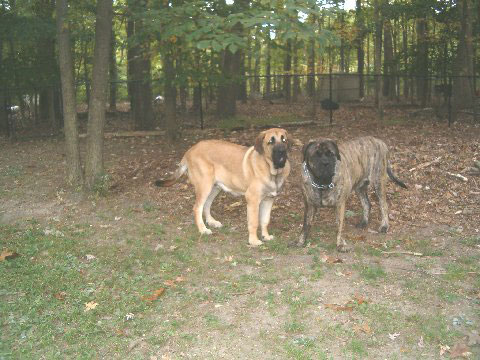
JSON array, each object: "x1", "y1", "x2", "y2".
[{"x1": 272, "y1": 146, "x2": 287, "y2": 169}]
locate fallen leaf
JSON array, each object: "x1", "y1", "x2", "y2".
[
  {"x1": 450, "y1": 342, "x2": 471, "y2": 358},
  {"x1": 164, "y1": 280, "x2": 176, "y2": 287},
  {"x1": 388, "y1": 333, "x2": 400, "y2": 340},
  {"x1": 325, "y1": 303, "x2": 354, "y2": 312},
  {"x1": 418, "y1": 336, "x2": 424, "y2": 348},
  {"x1": 0, "y1": 249, "x2": 20, "y2": 262},
  {"x1": 53, "y1": 291, "x2": 67, "y2": 301},
  {"x1": 353, "y1": 323, "x2": 372, "y2": 334},
  {"x1": 320, "y1": 253, "x2": 343, "y2": 264},
  {"x1": 352, "y1": 294, "x2": 367, "y2": 305},
  {"x1": 175, "y1": 276, "x2": 185, "y2": 283},
  {"x1": 84, "y1": 301, "x2": 98, "y2": 312},
  {"x1": 440, "y1": 344, "x2": 450, "y2": 356},
  {"x1": 142, "y1": 288, "x2": 165, "y2": 302}
]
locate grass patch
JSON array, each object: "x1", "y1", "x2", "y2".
[{"x1": 355, "y1": 263, "x2": 386, "y2": 281}]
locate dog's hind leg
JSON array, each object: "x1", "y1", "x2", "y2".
[
  {"x1": 355, "y1": 180, "x2": 370, "y2": 229},
  {"x1": 259, "y1": 197, "x2": 274, "y2": 241},
  {"x1": 204, "y1": 186, "x2": 222, "y2": 228},
  {"x1": 374, "y1": 175, "x2": 389, "y2": 233},
  {"x1": 192, "y1": 177, "x2": 215, "y2": 235}
]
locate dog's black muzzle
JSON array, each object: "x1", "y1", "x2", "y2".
[{"x1": 272, "y1": 145, "x2": 287, "y2": 169}]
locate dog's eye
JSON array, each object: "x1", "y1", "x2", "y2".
[
  {"x1": 281, "y1": 136, "x2": 286, "y2": 143},
  {"x1": 268, "y1": 137, "x2": 275, "y2": 145}
]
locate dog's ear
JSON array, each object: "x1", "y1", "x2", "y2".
[
  {"x1": 302, "y1": 140, "x2": 316, "y2": 162},
  {"x1": 329, "y1": 140, "x2": 341, "y2": 161},
  {"x1": 254, "y1": 132, "x2": 265, "y2": 154}
]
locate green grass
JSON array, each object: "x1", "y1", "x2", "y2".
[
  {"x1": 1, "y1": 215, "x2": 476, "y2": 359},
  {"x1": 355, "y1": 263, "x2": 386, "y2": 281},
  {"x1": 0, "y1": 222, "x2": 189, "y2": 359}
]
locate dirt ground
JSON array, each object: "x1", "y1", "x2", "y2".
[{"x1": 1, "y1": 104, "x2": 480, "y2": 359}]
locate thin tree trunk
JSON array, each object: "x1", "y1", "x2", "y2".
[
  {"x1": 265, "y1": 29, "x2": 272, "y2": 95},
  {"x1": 85, "y1": 0, "x2": 113, "y2": 189},
  {"x1": 283, "y1": 40, "x2": 292, "y2": 102},
  {"x1": 164, "y1": 49, "x2": 179, "y2": 140},
  {"x1": 56, "y1": 0, "x2": 83, "y2": 185},
  {"x1": 416, "y1": 17, "x2": 428, "y2": 107},
  {"x1": 374, "y1": 0, "x2": 383, "y2": 118},
  {"x1": 292, "y1": 42, "x2": 300, "y2": 102},
  {"x1": 383, "y1": 18, "x2": 394, "y2": 99},
  {"x1": 306, "y1": 13, "x2": 316, "y2": 98},
  {"x1": 109, "y1": 29, "x2": 117, "y2": 112},
  {"x1": 453, "y1": 0, "x2": 474, "y2": 109},
  {"x1": 355, "y1": 0, "x2": 365, "y2": 98}
]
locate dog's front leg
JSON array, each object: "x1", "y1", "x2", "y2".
[
  {"x1": 245, "y1": 187, "x2": 263, "y2": 246},
  {"x1": 259, "y1": 197, "x2": 274, "y2": 241},
  {"x1": 335, "y1": 200, "x2": 349, "y2": 252},
  {"x1": 297, "y1": 196, "x2": 316, "y2": 246}
]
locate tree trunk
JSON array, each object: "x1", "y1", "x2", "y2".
[
  {"x1": 292, "y1": 43, "x2": 300, "y2": 102},
  {"x1": 127, "y1": 0, "x2": 154, "y2": 130},
  {"x1": 453, "y1": 0, "x2": 474, "y2": 109},
  {"x1": 402, "y1": 14, "x2": 409, "y2": 98},
  {"x1": 56, "y1": 0, "x2": 83, "y2": 185},
  {"x1": 355, "y1": 0, "x2": 365, "y2": 98},
  {"x1": 0, "y1": 30, "x2": 7, "y2": 135},
  {"x1": 109, "y1": 30, "x2": 117, "y2": 112},
  {"x1": 85, "y1": 0, "x2": 113, "y2": 189},
  {"x1": 306, "y1": 16, "x2": 316, "y2": 98},
  {"x1": 217, "y1": 49, "x2": 238, "y2": 117},
  {"x1": 283, "y1": 40, "x2": 292, "y2": 103},
  {"x1": 374, "y1": 0, "x2": 383, "y2": 118},
  {"x1": 164, "y1": 49, "x2": 179, "y2": 140},
  {"x1": 416, "y1": 17, "x2": 428, "y2": 107},
  {"x1": 339, "y1": 12, "x2": 345, "y2": 73},
  {"x1": 265, "y1": 29, "x2": 272, "y2": 96},
  {"x1": 383, "y1": 18, "x2": 394, "y2": 99},
  {"x1": 253, "y1": 31, "x2": 261, "y2": 94}
]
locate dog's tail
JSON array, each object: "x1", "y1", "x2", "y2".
[
  {"x1": 155, "y1": 160, "x2": 187, "y2": 187},
  {"x1": 387, "y1": 162, "x2": 407, "y2": 189}
]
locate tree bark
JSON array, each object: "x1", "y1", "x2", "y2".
[
  {"x1": 453, "y1": 0, "x2": 474, "y2": 109},
  {"x1": 355, "y1": 0, "x2": 365, "y2": 98},
  {"x1": 56, "y1": 0, "x2": 83, "y2": 185},
  {"x1": 416, "y1": 17, "x2": 428, "y2": 107},
  {"x1": 85, "y1": 0, "x2": 113, "y2": 189},
  {"x1": 265, "y1": 28, "x2": 272, "y2": 96},
  {"x1": 283, "y1": 39, "x2": 292, "y2": 103},
  {"x1": 109, "y1": 30, "x2": 117, "y2": 112},
  {"x1": 383, "y1": 18, "x2": 395, "y2": 99},
  {"x1": 374, "y1": 0, "x2": 383, "y2": 118},
  {"x1": 164, "y1": 49, "x2": 179, "y2": 140}
]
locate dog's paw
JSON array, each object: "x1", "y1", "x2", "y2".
[
  {"x1": 378, "y1": 225, "x2": 388, "y2": 233},
  {"x1": 262, "y1": 234, "x2": 274, "y2": 241},
  {"x1": 207, "y1": 219, "x2": 223, "y2": 228},
  {"x1": 337, "y1": 244, "x2": 350, "y2": 253},
  {"x1": 248, "y1": 238, "x2": 264, "y2": 247},
  {"x1": 200, "y1": 228, "x2": 213, "y2": 235},
  {"x1": 356, "y1": 220, "x2": 368, "y2": 229}
]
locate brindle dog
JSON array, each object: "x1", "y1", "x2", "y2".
[{"x1": 296, "y1": 136, "x2": 407, "y2": 252}]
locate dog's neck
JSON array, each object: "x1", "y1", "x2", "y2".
[{"x1": 303, "y1": 162, "x2": 335, "y2": 190}]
